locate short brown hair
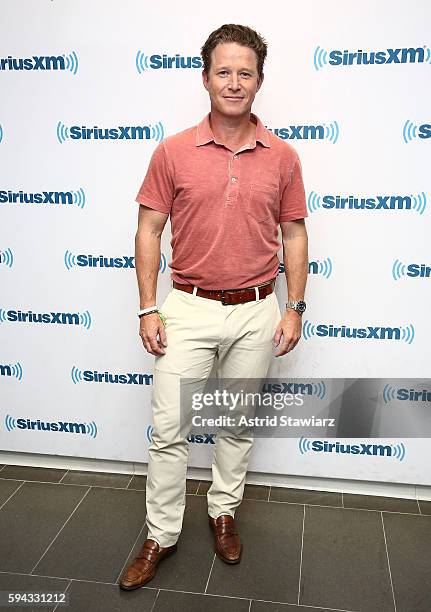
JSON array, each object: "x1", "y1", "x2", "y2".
[{"x1": 201, "y1": 24, "x2": 267, "y2": 78}]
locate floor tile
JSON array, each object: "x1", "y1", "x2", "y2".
[
  {"x1": 67, "y1": 579, "x2": 157, "y2": 612},
  {"x1": 0, "y1": 478, "x2": 23, "y2": 507},
  {"x1": 153, "y1": 590, "x2": 250, "y2": 612},
  {"x1": 0, "y1": 482, "x2": 88, "y2": 573},
  {"x1": 206, "y1": 499, "x2": 304, "y2": 603},
  {"x1": 251, "y1": 601, "x2": 334, "y2": 611},
  {"x1": 61, "y1": 470, "x2": 131, "y2": 488},
  {"x1": 123, "y1": 494, "x2": 214, "y2": 593},
  {"x1": 0, "y1": 572, "x2": 69, "y2": 612},
  {"x1": 269, "y1": 487, "x2": 342, "y2": 508},
  {"x1": 300, "y1": 506, "x2": 393, "y2": 611},
  {"x1": 127, "y1": 474, "x2": 147, "y2": 490},
  {"x1": 418, "y1": 500, "x2": 431, "y2": 515},
  {"x1": 344, "y1": 493, "x2": 419, "y2": 514},
  {"x1": 0, "y1": 465, "x2": 67, "y2": 483},
  {"x1": 34, "y1": 487, "x2": 146, "y2": 583},
  {"x1": 197, "y1": 480, "x2": 269, "y2": 501},
  {"x1": 383, "y1": 512, "x2": 431, "y2": 611}
]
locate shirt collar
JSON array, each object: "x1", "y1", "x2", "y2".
[{"x1": 196, "y1": 112, "x2": 271, "y2": 148}]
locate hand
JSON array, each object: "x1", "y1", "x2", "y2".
[
  {"x1": 139, "y1": 312, "x2": 167, "y2": 356},
  {"x1": 273, "y1": 310, "x2": 302, "y2": 357}
]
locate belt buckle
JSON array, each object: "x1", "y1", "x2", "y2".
[{"x1": 220, "y1": 290, "x2": 228, "y2": 306}]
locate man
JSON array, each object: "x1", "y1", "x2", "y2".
[{"x1": 119, "y1": 24, "x2": 308, "y2": 590}]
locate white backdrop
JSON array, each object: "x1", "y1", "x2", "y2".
[{"x1": 1, "y1": 0, "x2": 430, "y2": 484}]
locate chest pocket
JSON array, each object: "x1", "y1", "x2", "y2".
[{"x1": 246, "y1": 183, "x2": 279, "y2": 223}]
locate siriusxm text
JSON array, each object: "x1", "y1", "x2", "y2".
[
  {"x1": 315, "y1": 325, "x2": 404, "y2": 340},
  {"x1": 0, "y1": 190, "x2": 74, "y2": 205},
  {"x1": 322, "y1": 195, "x2": 414, "y2": 210},
  {"x1": 1, "y1": 55, "x2": 67, "y2": 71},
  {"x1": 82, "y1": 370, "x2": 152, "y2": 385},
  {"x1": 4, "y1": 310, "x2": 81, "y2": 325},
  {"x1": 329, "y1": 47, "x2": 427, "y2": 66},
  {"x1": 311, "y1": 441, "x2": 394, "y2": 456}
]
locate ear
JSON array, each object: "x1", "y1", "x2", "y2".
[
  {"x1": 202, "y1": 69, "x2": 209, "y2": 92},
  {"x1": 257, "y1": 72, "x2": 264, "y2": 92}
]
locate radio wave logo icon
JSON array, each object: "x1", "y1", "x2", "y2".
[
  {"x1": 71, "y1": 366, "x2": 83, "y2": 384},
  {"x1": 1, "y1": 362, "x2": 23, "y2": 381},
  {"x1": 392, "y1": 259, "x2": 407, "y2": 280},
  {"x1": 307, "y1": 191, "x2": 321, "y2": 213},
  {"x1": 0, "y1": 123, "x2": 3, "y2": 143},
  {"x1": 159, "y1": 253, "x2": 167, "y2": 273},
  {"x1": 79, "y1": 311, "x2": 92, "y2": 330},
  {"x1": 410, "y1": 192, "x2": 427, "y2": 215},
  {"x1": 135, "y1": 50, "x2": 151, "y2": 73},
  {"x1": 392, "y1": 442, "x2": 406, "y2": 461},
  {"x1": 86, "y1": 421, "x2": 97, "y2": 438},
  {"x1": 315, "y1": 257, "x2": 333, "y2": 279},
  {"x1": 313, "y1": 46, "x2": 328, "y2": 71},
  {"x1": 146, "y1": 424, "x2": 154, "y2": 443},
  {"x1": 64, "y1": 51, "x2": 79, "y2": 75},
  {"x1": 71, "y1": 188, "x2": 86, "y2": 209},
  {"x1": 403, "y1": 120, "x2": 421, "y2": 143},
  {"x1": 383, "y1": 384, "x2": 397, "y2": 404},
  {"x1": 57, "y1": 121, "x2": 70, "y2": 143},
  {"x1": 64, "y1": 250, "x2": 77, "y2": 270},
  {"x1": 324, "y1": 121, "x2": 340, "y2": 144},
  {"x1": 151, "y1": 122, "x2": 165, "y2": 143},
  {"x1": 400, "y1": 324, "x2": 415, "y2": 345},
  {"x1": 302, "y1": 320, "x2": 316, "y2": 340},
  {"x1": 0, "y1": 248, "x2": 14, "y2": 268},
  {"x1": 0, "y1": 309, "x2": 7, "y2": 323},
  {"x1": 313, "y1": 381, "x2": 326, "y2": 399},
  {"x1": 299, "y1": 437, "x2": 313, "y2": 454},
  {"x1": 5, "y1": 414, "x2": 16, "y2": 432}
]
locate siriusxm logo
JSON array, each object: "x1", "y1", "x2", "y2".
[
  {"x1": 403, "y1": 120, "x2": 431, "y2": 143},
  {"x1": 261, "y1": 380, "x2": 326, "y2": 399},
  {"x1": 314, "y1": 45, "x2": 430, "y2": 70},
  {"x1": 135, "y1": 51, "x2": 202, "y2": 73},
  {"x1": 0, "y1": 309, "x2": 92, "y2": 330},
  {"x1": 392, "y1": 259, "x2": 430, "y2": 280},
  {"x1": 64, "y1": 250, "x2": 167, "y2": 273},
  {"x1": 0, "y1": 52, "x2": 78, "y2": 74},
  {"x1": 303, "y1": 321, "x2": 415, "y2": 344},
  {"x1": 57, "y1": 121, "x2": 164, "y2": 143},
  {"x1": 267, "y1": 121, "x2": 339, "y2": 143},
  {"x1": 279, "y1": 258, "x2": 333, "y2": 279},
  {"x1": 0, "y1": 362, "x2": 23, "y2": 381},
  {"x1": 5, "y1": 415, "x2": 97, "y2": 438},
  {"x1": 299, "y1": 437, "x2": 406, "y2": 461},
  {"x1": 307, "y1": 191, "x2": 427, "y2": 215},
  {"x1": 383, "y1": 385, "x2": 431, "y2": 404},
  {"x1": 0, "y1": 188, "x2": 86, "y2": 209},
  {"x1": 71, "y1": 366, "x2": 153, "y2": 385},
  {"x1": 0, "y1": 248, "x2": 14, "y2": 268},
  {"x1": 146, "y1": 425, "x2": 216, "y2": 445}
]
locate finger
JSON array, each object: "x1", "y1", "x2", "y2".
[{"x1": 158, "y1": 324, "x2": 168, "y2": 347}]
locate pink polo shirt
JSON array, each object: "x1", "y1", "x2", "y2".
[{"x1": 135, "y1": 113, "x2": 307, "y2": 290}]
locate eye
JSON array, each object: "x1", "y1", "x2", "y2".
[
  {"x1": 218, "y1": 70, "x2": 228, "y2": 76},
  {"x1": 240, "y1": 72, "x2": 252, "y2": 78}
]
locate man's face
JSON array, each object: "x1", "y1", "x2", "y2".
[{"x1": 202, "y1": 42, "x2": 263, "y2": 118}]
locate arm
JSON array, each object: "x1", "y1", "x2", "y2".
[
  {"x1": 273, "y1": 219, "x2": 308, "y2": 357},
  {"x1": 135, "y1": 204, "x2": 169, "y2": 356}
]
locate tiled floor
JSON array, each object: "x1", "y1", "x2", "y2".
[{"x1": 0, "y1": 463, "x2": 430, "y2": 611}]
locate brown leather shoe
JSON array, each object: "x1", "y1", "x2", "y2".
[
  {"x1": 208, "y1": 514, "x2": 242, "y2": 564},
  {"x1": 118, "y1": 538, "x2": 177, "y2": 590}
]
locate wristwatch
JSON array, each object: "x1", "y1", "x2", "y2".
[{"x1": 286, "y1": 300, "x2": 307, "y2": 315}]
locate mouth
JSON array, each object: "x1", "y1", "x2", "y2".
[{"x1": 223, "y1": 96, "x2": 244, "y2": 101}]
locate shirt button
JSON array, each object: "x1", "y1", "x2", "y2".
[
  {"x1": 233, "y1": 155, "x2": 238, "y2": 159},
  {"x1": 231, "y1": 176, "x2": 237, "y2": 182}
]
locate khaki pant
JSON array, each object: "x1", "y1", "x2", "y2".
[{"x1": 145, "y1": 286, "x2": 281, "y2": 547}]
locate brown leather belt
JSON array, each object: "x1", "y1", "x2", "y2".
[{"x1": 173, "y1": 280, "x2": 275, "y2": 306}]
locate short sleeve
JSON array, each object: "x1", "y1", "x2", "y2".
[
  {"x1": 135, "y1": 142, "x2": 174, "y2": 214},
  {"x1": 279, "y1": 151, "x2": 308, "y2": 222}
]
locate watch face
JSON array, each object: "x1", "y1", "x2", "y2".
[{"x1": 296, "y1": 301, "x2": 306, "y2": 314}]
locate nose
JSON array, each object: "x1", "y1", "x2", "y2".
[{"x1": 228, "y1": 73, "x2": 241, "y2": 90}]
